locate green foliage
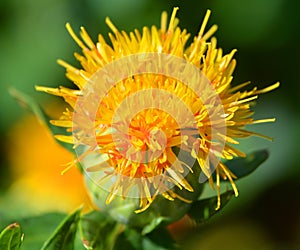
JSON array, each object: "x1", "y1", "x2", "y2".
[
  {"x1": 0, "y1": 223, "x2": 23, "y2": 250},
  {"x1": 211, "y1": 150, "x2": 269, "y2": 182},
  {"x1": 114, "y1": 227, "x2": 178, "y2": 250},
  {"x1": 187, "y1": 150, "x2": 269, "y2": 225},
  {"x1": 187, "y1": 190, "x2": 234, "y2": 225},
  {"x1": 141, "y1": 217, "x2": 166, "y2": 235},
  {"x1": 0, "y1": 212, "x2": 67, "y2": 250},
  {"x1": 19, "y1": 213, "x2": 68, "y2": 250},
  {"x1": 41, "y1": 209, "x2": 81, "y2": 250},
  {"x1": 0, "y1": 146, "x2": 268, "y2": 250},
  {"x1": 0, "y1": 209, "x2": 179, "y2": 250},
  {"x1": 79, "y1": 210, "x2": 123, "y2": 250},
  {"x1": 224, "y1": 150, "x2": 269, "y2": 179}
]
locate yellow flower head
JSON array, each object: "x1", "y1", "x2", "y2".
[{"x1": 36, "y1": 8, "x2": 279, "y2": 213}]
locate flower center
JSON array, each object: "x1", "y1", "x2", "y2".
[{"x1": 104, "y1": 108, "x2": 180, "y2": 178}]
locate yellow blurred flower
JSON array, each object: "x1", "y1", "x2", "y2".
[
  {"x1": 36, "y1": 8, "x2": 278, "y2": 213},
  {"x1": 6, "y1": 113, "x2": 92, "y2": 213}
]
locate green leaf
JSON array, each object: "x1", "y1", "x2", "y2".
[
  {"x1": 18, "y1": 213, "x2": 67, "y2": 250},
  {"x1": 113, "y1": 228, "x2": 143, "y2": 250},
  {"x1": 0, "y1": 223, "x2": 23, "y2": 250},
  {"x1": 225, "y1": 150, "x2": 269, "y2": 179},
  {"x1": 79, "y1": 210, "x2": 123, "y2": 250},
  {"x1": 9, "y1": 87, "x2": 74, "y2": 153},
  {"x1": 187, "y1": 190, "x2": 234, "y2": 224},
  {"x1": 41, "y1": 208, "x2": 81, "y2": 250},
  {"x1": 0, "y1": 211, "x2": 67, "y2": 250},
  {"x1": 141, "y1": 217, "x2": 166, "y2": 235},
  {"x1": 144, "y1": 227, "x2": 178, "y2": 250},
  {"x1": 114, "y1": 227, "x2": 178, "y2": 250}
]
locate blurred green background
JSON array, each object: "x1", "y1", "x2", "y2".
[{"x1": 0, "y1": 0, "x2": 299, "y2": 249}]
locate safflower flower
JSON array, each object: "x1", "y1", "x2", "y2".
[{"x1": 36, "y1": 7, "x2": 279, "y2": 216}]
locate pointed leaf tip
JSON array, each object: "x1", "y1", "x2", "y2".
[
  {"x1": 225, "y1": 149, "x2": 269, "y2": 179},
  {"x1": 187, "y1": 190, "x2": 234, "y2": 225},
  {"x1": 41, "y1": 208, "x2": 81, "y2": 250}
]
